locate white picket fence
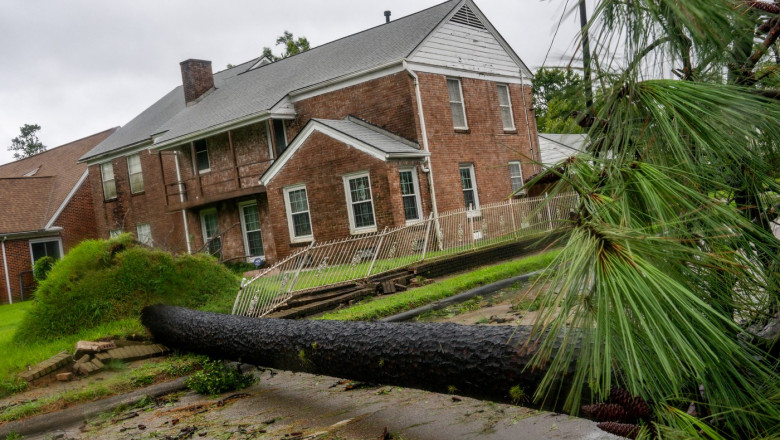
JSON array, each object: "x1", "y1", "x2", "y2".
[{"x1": 232, "y1": 192, "x2": 577, "y2": 317}]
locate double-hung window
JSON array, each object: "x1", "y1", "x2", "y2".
[
  {"x1": 100, "y1": 162, "x2": 116, "y2": 200},
  {"x1": 194, "y1": 139, "x2": 210, "y2": 173},
  {"x1": 127, "y1": 153, "x2": 144, "y2": 194},
  {"x1": 200, "y1": 209, "x2": 221, "y2": 257},
  {"x1": 447, "y1": 78, "x2": 468, "y2": 129},
  {"x1": 239, "y1": 202, "x2": 264, "y2": 258},
  {"x1": 399, "y1": 168, "x2": 422, "y2": 223},
  {"x1": 284, "y1": 185, "x2": 313, "y2": 242},
  {"x1": 497, "y1": 84, "x2": 515, "y2": 130},
  {"x1": 509, "y1": 161, "x2": 525, "y2": 193},
  {"x1": 343, "y1": 172, "x2": 376, "y2": 234},
  {"x1": 136, "y1": 223, "x2": 152, "y2": 246},
  {"x1": 459, "y1": 164, "x2": 480, "y2": 210}
]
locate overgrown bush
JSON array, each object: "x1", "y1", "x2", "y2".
[
  {"x1": 14, "y1": 234, "x2": 239, "y2": 343},
  {"x1": 32, "y1": 256, "x2": 55, "y2": 282},
  {"x1": 185, "y1": 359, "x2": 255, "y2": 395}
]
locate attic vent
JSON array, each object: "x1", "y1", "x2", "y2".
[{"x1": 450, "y1": 5, "x2": 486, "y2": 30}]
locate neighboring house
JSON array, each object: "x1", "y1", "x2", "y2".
[
  {"x1": 80, "y1": 0, "x2": 541, "y2": 264},
  {"x1": 538, "y1": 133, "x2": 587, "y2": 165},
  {"x1": 0, "y1": 128, "x2": 117, "y2": 304}
]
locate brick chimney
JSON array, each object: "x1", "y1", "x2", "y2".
[{"x1": 180, "y1": 59, "x2": 214, "y2": 105}]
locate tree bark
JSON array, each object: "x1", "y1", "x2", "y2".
[{"x1": 142, "y1": 305, "x2": 574, "y2": 408}]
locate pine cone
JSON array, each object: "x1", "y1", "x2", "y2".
[
  {"x1": 597, "y1": 421, "x2": 640, "y2": 439},
  {"x1": 582, "y1": 403, "x2": 632, "y2": 422},
  {"x1": 609, "y1": 387, "x2": 652, "y2": 420}
]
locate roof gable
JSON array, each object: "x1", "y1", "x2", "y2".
[
  {"x1": 260, "y1": 117, "x2": 427, "y2": 186},
  {"x1": 408, "y1": 0, "x2": 532, "y2": 78}
]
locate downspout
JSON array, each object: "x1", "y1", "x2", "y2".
[
  {"x1": 2, "y1": 237, "x2": 12, "y2": 304},
  {"x1": 403, "y1": 60, "x2": 439, "y2": 219},
  {"x1": 519, "y1": 68, "x2": 539, "y2": 175},
  {"x1": 174, "y1": 152, "x2": 192, "y2": 254}
]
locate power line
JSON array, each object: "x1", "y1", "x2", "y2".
[{"x1": 542, "y1": 0, "x2": 572, "y2": 69}]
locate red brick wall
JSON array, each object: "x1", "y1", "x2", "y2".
[
  {"x1": 0, "y1": 239, "x2": 36, "y2": 304},
  {"x1": 88, "y1": 151, "x2": 187, "y2": 253},
  {"x1": 290, "y1": 72, "x2": 419, "y2": 142},
  {"x1": 415, "y1": 73, "x2": 540, "y2": 212},
  {"x1": 265, "y1": 131, "x2": 428, "y2": 260},
  {"x1": 52, "y1": 180, "x2": 97, "y2": 252}
]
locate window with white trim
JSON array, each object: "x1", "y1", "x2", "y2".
[
  {"x1": 100, "y1": 162, "x2": 116, "y2": 200},
  {"x1": 284, "y1": 185, "x2": 313, "y2": 242},
  {"x1": 399, "y1": 168, "x2": 422, "y2": 222},
  {"x1": 194, "y1": 139, "x2": 210, "y2": 173},
  {"x1": 29, "y1": 238, "x2": 61, "y2": 263},
  {"x1": 200, "y1": 208, "x2": 221, "y2": 257},
  {"x1": 459, "y1": 164, "x2": 480, "y2": 210},
  {"x1": 127, "y1": 153, "x2": 144, "y2": 194},
  {"x1": 273, "y1": 119, "x2": 288, "y2": 157},
  {"x1": 497, "y1": 84, "x2": 515, "y2": 130},
  {"x1": 343, "y1": 172, "x2": 376, "y2": 233},
  {"x1": 239, "y1": 202, "x2": 264, "y2": 258},
  {"x1": 136, "y1": 223, "x2": 152, "y2": 246},
  {"x1": 109, "y1": 229, "x2": 122, "y2": 238},
  {"x1": 509, "y1": 161, "x2": 525, "y2": 193},
  {"x1": 447, "y1": 78, "x2": 468, "y2": 129}
]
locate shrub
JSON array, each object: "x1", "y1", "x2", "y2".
[
  {"x1": 32, "y1": 256, "x2": 56, "y2": 282},
  {"x1": 185, "y1": 359, "x2": 255, "y2": 395},
  {"x1": 13, "y1": 235, "x2": 240, "y2": 343}
]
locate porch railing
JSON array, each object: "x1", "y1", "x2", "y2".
[{"x1": 232, "y1": 192, "x2": 577, "y2": 318}]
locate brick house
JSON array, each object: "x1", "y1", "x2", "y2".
[
  {"x1": 0, "y1": 128, "x2": 117, "y2": 304},
  {"x1": 80, "y1": 0, "x2": 541, "y2": 265}
]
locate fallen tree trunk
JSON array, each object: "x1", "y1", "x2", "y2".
[{"x1": 142, "y1": 305, "x2": 575, "y2": 407}]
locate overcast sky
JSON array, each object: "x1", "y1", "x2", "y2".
[{"x1": 0, "y1": 0, "x2": 588, "y2": 166}]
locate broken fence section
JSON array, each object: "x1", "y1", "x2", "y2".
[{"x1": 232, "y1": 192, "x2": 577, "y2": 318}]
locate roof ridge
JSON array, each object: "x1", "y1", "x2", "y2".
[
  {"x1": 234, "y1": 0, "x2": 461, "y2": 73},
  {"x1": 0, "y1": 127, "x2": 119, "y2": 168}
]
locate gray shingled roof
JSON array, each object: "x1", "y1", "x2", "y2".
[
  {"x1": 81, "y1": 0, "x2": 461, "y2": 162},
  {"x1": 313, "y1": 117, "x2": 425, "y2": 156}
]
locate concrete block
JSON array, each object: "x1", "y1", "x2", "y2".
[{"x1": 56, "y1": 372, "x2": 74, "y2": 382}]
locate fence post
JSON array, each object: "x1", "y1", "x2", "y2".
[
  {"x1": 468, "y1": 204, "x2": 476, "y2": 249},
  {"x1": 545, "y1": 192, "x2": 554, "y2": 230},
  {"x1": 366, "y1": 227, "x2": 388, "y2": 279},
  {"x1": 420, "y1": 212, "x2": 434, "y2": 262},
  {"x1": 508, "y1": 199, "x2": 518, "y2": 240},
  {"x1": 286, "y1": 240, "x2": 315, "y2": 294}
]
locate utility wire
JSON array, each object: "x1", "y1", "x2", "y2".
[{"x1": 542, "y1": 0, "x2": 572, "y2": 69}]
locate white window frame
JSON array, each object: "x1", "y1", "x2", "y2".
[
  {"x1": 459, "y1": 163, "x2": 480, "y2": 214},
  {"x1": 447, "y1": 78, "x2": 468, "y2": 130},
  {"x1": 399, "y1": 167, "x2": 423, "y2": 224},
  {"x1": 136, "y1": 223, "x2": 152, "y2": 246},
  {"x1": 127, "y1": 153, "x2": 145, "y2": 194},
  {"x1": 194, "y1": 140, "x2": 210, "y2": 174},
  {"x1": 283, "y1": 184, "x2": 314, "y2": 243},
  {"x1": 343, "y1": 171, "x2": 377, "y2": 234},
  {"x1": 28, "y1": 237, "x2": 63, "y2": 264},
  {"x1": 100, "y1": 162, "x2": 116, "y2": 200},
  {"x1": 109, "y1": 229, "x2": 122, "y2": 238},
  {"x1": 199, "y1": 208, "x2": 218, "y2": 243},
  {"x1": 238, "y1": 201, "x2": 264, "y2": 260},
  {"x1": 509, "y1": 161, "x2": 525, "y2": 194},
  {"x1": 497, "y1": 84, "x2": 516, "y2": 131}
]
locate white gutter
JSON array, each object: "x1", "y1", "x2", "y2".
[
  {"x1": 403, "y1": 60, "x2": 440, "y2": 220},
  {"x1": 519, "y1": 68, "x2": 539, "y2": 175},
  {"x1": 2, "y1": 237, "x2": 12, "y2": 304},
  {"x1": 174, "y1": 152, "x2": 192, "y2": 254}
]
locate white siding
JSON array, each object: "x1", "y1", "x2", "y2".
[{"x1": 409, "y1": 22, "x2": 521, "y2": 77}]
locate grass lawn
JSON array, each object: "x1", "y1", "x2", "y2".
[
  {"x1": 318, "y1": 248, "x2": 560, "y2": 322},
  {"x1": 0, "y1": 301, "x2": 146, "y2": 396}
]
